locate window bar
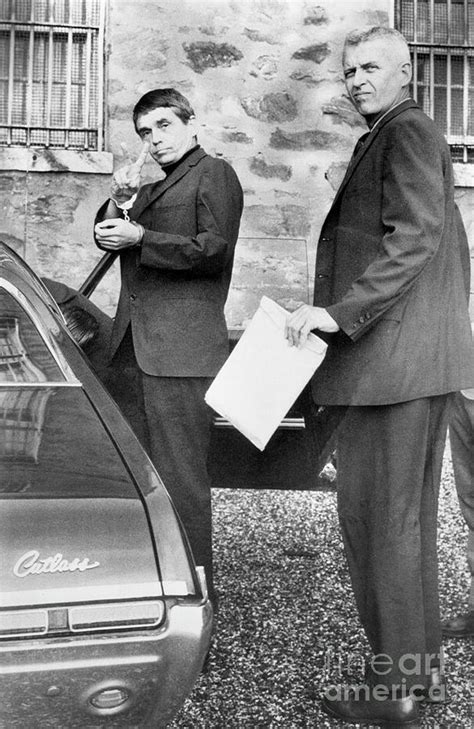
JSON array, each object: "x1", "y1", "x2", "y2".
[
  {"x1": 464, "y1": 0, "x2": 469, "y2": 46},
  {"x1": 97, "y1": 0, "x2": 105, "y2": 151},
  {"x1": 46, "y1": 0, "x2": 52, "y2": 147},
  {"x1": 65, "y1": 27, "x2": 73, "y2": 149},
  {"x1": 445, "y1": 0, "x2": 452, "y2": 147},
  {"x1": 429, "y1": 48, "x2": 435, "y2": 119},
  {"x1": 46, "y1": 28, "x2": 53, "y2": 146},
  {"x1": 428, "y1": 0, "x2": 434, "y2": 120},
  {"x1": 463, "y1": 53, "x2": 469, "y2": 161},
  {"x1": 412, "y1": 46, "x2": 419, "y2": 103},
  {"x1": 446, "y1": 50, "x2": 452, "y2": 141},
  {"x1": 465, "y1": 0, "x2": 470, "y2": 160},
  {"x1": 447, "y1": 0, "x2": 452, "y2": 45},
  {"x1": 84, "y1": 29, "x2": 92, "y2": 148},
  {"x1": 7, "y1": 20, "x2": 15, "y2": 144},
  {"x1": 413, "y1": 0, "x2": 418, "y2": 43},
  {"x1": 430, "y1": 0, "x2": 434, "y2": 45},
  {"x1": 26, "y1": 22, "x2": 35, "y2": 136}
]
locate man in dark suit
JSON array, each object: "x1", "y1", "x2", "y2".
[
  {"x1": 94, "y1": 88, "x2": 243, "y2": 608},
  {"x1": 286, "y1": 26, "x2": 474, "y2": 727}
]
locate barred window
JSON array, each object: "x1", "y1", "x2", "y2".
[
  {"x1": 0, "y1": 0, "x2": 105, "y2": 150},
  {"x1": 396, "y1": 0, "x2": 474, "y2": 163}
]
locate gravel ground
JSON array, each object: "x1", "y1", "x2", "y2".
[{"x1": 170, "y1": 445, "x2": 472, "y2": 729}]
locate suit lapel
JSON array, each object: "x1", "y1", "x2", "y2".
[
  {"x1": 131, "y1": 147, "x2": 207, "y2": 219},
  {"x1": 328, "y1": 99, "x2": 419, "y2": 213}
]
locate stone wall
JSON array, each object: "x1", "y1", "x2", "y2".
[
  {"x1": 105, "y1": 0, "x2": 391, "y2": 322},
  {"x1": 1, "y1": 0, "x2": 473, "y2": 322}
]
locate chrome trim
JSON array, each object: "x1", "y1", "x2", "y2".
[
  {"x1": 161, "y1": 580, "x2": 189, "y2": 595},
  {"x1": 69, "y1": 600, "x2": 164, "y2": 633},
  {"x1": 0, "y1": 381, "x2": 81, "y2": 388},
  {"x1": 0, "y1": 654, "x2": 159, "y2": 674},
  {"x1": 0, "y1": 582, "x2": 164, "y2": 608},
  {"x1": 213, "y1": 416, "x2": 306, "y2": 429}
]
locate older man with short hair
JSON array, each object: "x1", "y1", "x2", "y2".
[{"x1": 287, "y1": 26, "x2": 474, "y2": 727}]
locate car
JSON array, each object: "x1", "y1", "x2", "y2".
[{"x1": 0, "y1": 241, "x2": 213, "y2": 728}]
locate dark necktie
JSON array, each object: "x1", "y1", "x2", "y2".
[{"x1": 352, "y1": 131, "x2": 370, "y2": 158}]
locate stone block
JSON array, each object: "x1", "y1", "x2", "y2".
[
  {"x1": 182, "y1": 41, "x2": 243, "y2": 74},
  {"x1": 250, "y1": 155, "x2": 292, "y2": 182},
  {"x1": 304, "y1": 6, "x2": 329, "y2": 25},
  {"x1": 292, "y1": 43, "x2": 330, "y2": 64},
  {"x1": 270, "y1": 128, "x2": 350, "y2": 151},
  {"x1": 322, "y1": 97, "x2": 366, "y2": 128},
  {"x1": 241, "y1": 93, "x2": 298, "y2": 123}
]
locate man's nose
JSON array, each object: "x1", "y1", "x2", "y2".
[
  {"x1": 353, "y1": 68, "x2": 365, "y2": 86},
  {"x1": 151, "y1": 128, "x2": 164, "y2": 144}
]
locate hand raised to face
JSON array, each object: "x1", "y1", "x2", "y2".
[{"x1": 110, "y1": 141, "x2": 150, "y2": 204}]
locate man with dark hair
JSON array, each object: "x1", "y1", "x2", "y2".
[
  {"x1": 94, "y1": 88, "x2": 243, "y2": 609},
  {"x1": 286, "y1": 26, "x2": 474, "y2": 727}
]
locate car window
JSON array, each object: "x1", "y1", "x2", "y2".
[{"x1": 0, "y1": 288, "x2": 65, "y2": 383}]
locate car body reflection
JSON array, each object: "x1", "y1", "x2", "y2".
[{"x1": 0, "y1": 242, "x2": 212, "y2": 728}]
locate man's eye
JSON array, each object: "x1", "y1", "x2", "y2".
[{"x1": 344, "y1": 71, "x2": 355, "y2": 79}]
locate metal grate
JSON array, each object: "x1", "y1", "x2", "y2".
[
  {"x1": 0, "y1": 0, "x2": 105, "y2": 150},
  {"x1": 396, "y1": 0, "x2": 474, "y2": 162}
]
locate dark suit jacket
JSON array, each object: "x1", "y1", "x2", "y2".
[
  {"x1": 96, "y1": 147, "x2": 243, "y2": 377},
  {"x1": 311, "y1": 100, "x2": 474, "y2": 406}
]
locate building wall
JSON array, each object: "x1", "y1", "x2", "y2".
[{"x1": 1, "y1": 0, "x2": 473, "y2": 321}]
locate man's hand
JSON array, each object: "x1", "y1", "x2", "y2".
[
  {"x1": 110, "y1": 141, "x2": 150, "y2": 204},
  {"x1": 285, "y1": 304, "x2": 339, "y2": 347},
  {"x1": 94, "y1": 218, "x2": 143, "y2": 250}
]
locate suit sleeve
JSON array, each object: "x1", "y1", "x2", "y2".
[
  {"x1": 138, "y1": 159, "x2": 243, "y2": 275},
  {"x1": 327, "y1": 119, "x2": 448, "y2": 341}
]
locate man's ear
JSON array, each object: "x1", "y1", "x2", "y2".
[
  {"x1": 187, "y1": 115, "x2": 197, "y2": 134},
  {"x1": 400, "y1": 60, "x2": 412, "y2": 88}
]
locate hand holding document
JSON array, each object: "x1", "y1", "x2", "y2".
[{"x1": 205, "y1": 296, "x2": 328, "y2": 451}]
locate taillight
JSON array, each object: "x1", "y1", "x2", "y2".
[
  {"x1": 70, "y1": 601, "x2": 164, "y2": 632},
  {"x1": 0, "y1": 601, "x2": 164, "y2": 638},
  {"x1": 0, "y1": 608, "x2": 48, "y2": 638}
]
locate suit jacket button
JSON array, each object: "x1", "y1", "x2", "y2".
[{"x1": 130, "y1": 293, "x2": 137, "y2": 301}]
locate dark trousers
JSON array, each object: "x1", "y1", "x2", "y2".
[
  {"x1": 103, "y1": 329, "x2": 215, "y2": 604},
  {"x1": 449, "y1": 392, "x2": 474, "y2": 609},
  {"x1": 336, "y1": 395, "x2": 451, "y2": 689}
]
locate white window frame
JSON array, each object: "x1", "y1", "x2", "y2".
[{"x1": 0, "y1": 0, "x2": 106, "y2": 151}]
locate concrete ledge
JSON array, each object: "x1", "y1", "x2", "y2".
[
  {"x1": 0, "y1": 147, "x2": 113, "y2": 174},
  {"x1": 454, "y1": 163, "x2": 474, "y2": 188}
]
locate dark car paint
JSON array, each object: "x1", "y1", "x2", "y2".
[{"x1": 0, "y1": 242, "x2": 213, "y2": 727}]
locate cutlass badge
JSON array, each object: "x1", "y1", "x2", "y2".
[{"x1": 13, "y1": 550, "x2": 100, "y2": 577}]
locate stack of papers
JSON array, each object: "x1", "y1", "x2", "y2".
[{"x1": 205, "y1": 296, "x2": 328, "y2": 450}]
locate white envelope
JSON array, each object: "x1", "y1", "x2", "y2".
[{"x1": 205, "y1": 296, "x2": 328, "y2": 451}]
